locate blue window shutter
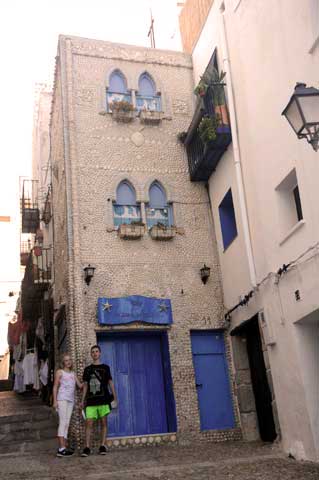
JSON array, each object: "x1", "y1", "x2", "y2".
[
  {"x1": 109, "y1": 70, "x2": 127, "y2": 93},
  {"x1": 149, "y1": 182, "x2": 166, "y2": 207},
  {"x1": 138, "y1": 73, "x2": 156, "y2": 96},
  {"x1": 116, "y1": 181, "x2": 136, "y2": 205},
  {"x1": 219, "y1": 189, "x2": 238, "y2": 250}
]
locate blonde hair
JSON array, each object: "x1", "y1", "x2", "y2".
[{"x1": 61, "y1": 353, "x2": 74, "y2": 370}]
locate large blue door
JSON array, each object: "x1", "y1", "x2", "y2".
[
  {"x1": 99, "y1": 333, "x2": 171, "y2": 437},
  {"x1": 191, "y1": 331, "x2": 235, "y2": 430}
]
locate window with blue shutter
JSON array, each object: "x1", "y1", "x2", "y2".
[
  {"x1": 136, "y1": 73, "x2": 161, "y2": 112},
  {"x1": 146, "y1": 182, "x2": 172, "y2": 228},
  {"x1": 107, "y1": 70, "x2": 132, "y2": 110},
  {"x1": 219, "y1": 188, "x2": 238, "y2": 250},
  {"x1": 113, "y1": 181, "x2": 141, "y2": 226}
]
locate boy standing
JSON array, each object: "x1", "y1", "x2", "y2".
[{"x1": 80, "y1": 345, "x2": 116, "y2": 456}]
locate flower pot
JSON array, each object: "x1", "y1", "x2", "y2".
[{"x1": 118, "y1": 223, "x2": 145, "y2": 239}]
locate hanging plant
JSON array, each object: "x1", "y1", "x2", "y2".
[
  {"x1": 194, "y1": 78, "x2": 208, "y2": 97},
  {"x1": 110, "y1": 100, "x2": 134, "y2": 112},
  {"x1": 198, "y1": 116, "x2": 219, "y2": 144}
]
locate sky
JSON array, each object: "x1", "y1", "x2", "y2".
[{"x1": 0, "y1": 0, "x2": 183, "y2": 355}]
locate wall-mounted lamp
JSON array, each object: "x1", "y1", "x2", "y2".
[
  {"x1": 282, "y1": 82, "x2": 319, "y2": 151},
  {"x1": 84, "y1": 264, "x2": 95, "y2": 285},
  {"x1": 200, "y1": 264, "x2": 211, "y2": 284}
]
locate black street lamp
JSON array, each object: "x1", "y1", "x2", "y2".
[
  {"x1": 84, "y1": 264, "x2": 95, "y2": 285},
  {"x1": 282, "y1": 83, "x2": 319, "y2": 151},
  {"x1": 200, "y1": 264, "x2": 211, "y2": 284}
]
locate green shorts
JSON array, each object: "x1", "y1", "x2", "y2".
[{"x1": 85, "y1": 404, "x2": 111, "y2": 420}]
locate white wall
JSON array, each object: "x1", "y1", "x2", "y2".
[{"x1": 188, "y1": 0, "x2": 319, "y2": 461}]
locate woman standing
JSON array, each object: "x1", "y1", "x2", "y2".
[{"x1": 53, "y1": 354, "x2": 83, "y2": 457}]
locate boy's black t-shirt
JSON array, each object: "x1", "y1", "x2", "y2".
[{"x1": 83, "y1": 364, "x2": 113, "y2": 406}]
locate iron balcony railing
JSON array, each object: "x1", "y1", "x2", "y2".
[
  {"x1": 184, "y1": 83, "x2": 232, "y2": 182},
  {"x1": 32, "y1": 246, "x2": 52, "y2": 285},
  {"x1": 20, "y1": 239, "x2": 32, "y2": 266},
  {"x1": 21, "y1": 179, "x2": 40, "y2": 233}
]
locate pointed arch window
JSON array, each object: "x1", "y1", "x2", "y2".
[
  {"x1": 113, "y1": 181, "x2": 141, "y2": 226},
  {"x1": 136, "y1": 73, "x2": 161, "y2": 112},
  {"x1": 146, "y1": 182, "x2": 173, "y2": 228},
  {"x1": 107, "y1": 70, "x2": 132, "y2": 111}
]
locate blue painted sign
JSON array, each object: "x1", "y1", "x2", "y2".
[{"x1": 97, "y1": 295, "x2": 173, "y2": 326}]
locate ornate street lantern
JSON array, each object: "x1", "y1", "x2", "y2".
[
  {"x1": 84, "y1": 264, "x2": 95, "y2": 285},
  {"x1": 200, "y1": 264, "x2": 211, "y2": 284},
  {"x1": 282, "y1": 83, "x2": 319, "y2": 151}
]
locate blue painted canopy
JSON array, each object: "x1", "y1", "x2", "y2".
[{"x1": 98, "y1": 295, "x2": 172, "y2": 326}]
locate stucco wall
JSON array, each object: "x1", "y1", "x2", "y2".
[{"x1": 186, "y1": 0, "x2": 319, "y2": 461}]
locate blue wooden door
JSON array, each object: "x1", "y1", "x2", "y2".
[
  {"x1": 99, "y1": 334, "x2": 168, "y2": 437},
  {"x1": 191, "y1": 331, "x2": 235, "y2": 430}
]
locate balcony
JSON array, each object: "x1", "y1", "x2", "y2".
[
  {"x1": 32, "y1": 246, "x2": 52, "y2": 285},
  {"x1": 21, "y1": 179, "x2": 40, "y2": 233},
  {"x1": 183, "y1": 74, "x2": 232, "y2": 182},
  {"x1": 20, "y1": 239, "x2": 31, "y2": 266}
]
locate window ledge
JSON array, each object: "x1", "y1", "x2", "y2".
[{"x1": 279, "y1": 220, "x2": 305, "y2": 246}]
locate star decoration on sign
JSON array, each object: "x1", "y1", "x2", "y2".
[
  {"x1": 103, "y1": 301, "x2": 112, "y2": 312},
  {"x1": 158, "y1": 303, "x2": 168, "y2": 312}
]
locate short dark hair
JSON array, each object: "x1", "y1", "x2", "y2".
[{"x1": 91, "y1": 344, "x2": 101, "y2": 353}]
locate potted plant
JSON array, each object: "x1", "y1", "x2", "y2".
[
  {"x1": 211, "y1": 68, "x2": 229, "y2": 127},
  {"x1": 177, "y1": 131, "x2": 187, "y2": 143},
  {"x1": 198, "y1": 116, "x2": 219, "y2": 145},
  {"x1": 118, "y1": 221, "x2": 145, "y2": 239},
  {"x1": 194, "y1": 77, "x2": 208, "y2": 97},
  {"x1": 139, "y1": 107, "x2": 162, "y2": 124},
  {"x1": 109, "y1": 100, "x2": 135, "y2": 122},
  {"x1": 149, "y1": 222, "x2": 176, "y2": 241}
]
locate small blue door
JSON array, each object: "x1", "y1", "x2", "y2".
[
  {"x1": 191, "y1": 331, "x2": 235, "y2": 430},
  {"x1": 99, "y1": 333, "x2": 171, "y2": 437}
]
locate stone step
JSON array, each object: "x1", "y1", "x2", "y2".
[
  {"x1": 0, "y1": 426, "x2": 57, "y2": 444},
  {"x1": 0, "y1": 416, "x2": 57, "y2": 435},
  {"x1": 0, "y1": 438, "x2": 58, "y2": 455},
  {"x1": 0, "y1": 380, "x2": 13, "y2": 392},
  {"x1": 0, "y1": 407, "x2": 54, "y2": 425}
]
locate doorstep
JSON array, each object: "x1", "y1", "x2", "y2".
[{"x1": 106, "y1": 432, "x2": 177, "y2": 449}]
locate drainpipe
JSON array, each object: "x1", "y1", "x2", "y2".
[{"x1": 219, "y1": 6, "x2": 257, "y2": 287}]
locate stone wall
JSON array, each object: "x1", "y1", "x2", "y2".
[{"x1": 51, "y1": 35, "x2": 241, "y2": 446}]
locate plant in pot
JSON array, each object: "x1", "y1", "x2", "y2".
[
  {"x1": 110, "y1": 100, "x2": 134, "y2": 113},
  {"x1": 211, "y1": 68, "x2": 229, "y2": 128},
  {"x1": 198, "y1": 116, "x2": 219, "y2": 145},
  {"x1": 177, "y1": 131, "x2": 187, "y2": 143},
  {"x1": 194, "y1": 77, "x2": 209, "y2": 97}
]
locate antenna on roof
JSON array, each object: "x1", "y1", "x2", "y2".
[{"x1": 148, "y1": 9, "x2": 156, "y2": 48}]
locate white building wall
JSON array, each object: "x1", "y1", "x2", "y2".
[{"x1": 187, "y1": 0, "x2": 319, "y2": 461}]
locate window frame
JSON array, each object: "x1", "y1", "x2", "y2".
[{"x1": 218, "y1": 188, "x2": 238, "y2": 251}]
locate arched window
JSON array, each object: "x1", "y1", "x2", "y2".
[
  {"x1": 138, "y1": 73, "x2": 156, "y2": 96},
  {"x1": 146, "y1": 181, "x2": 172, "y2": 228},
  {"x1": 113, "y1": 181, "x2": 141, "y2": 226},
  {"x1": 136, "y1": 72, "x2": 161, "y2": 112},
  {"x1": 109, "y1": 70, "x2": 127, "y2": 94},
  {"x1": 107, "y1": 70, "x2": 131, "y2": 111}
]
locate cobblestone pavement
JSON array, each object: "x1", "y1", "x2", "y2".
[{"x1": 0, "y1": 441, "x2": 318, "y2": 480}]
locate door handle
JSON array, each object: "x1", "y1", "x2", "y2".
[{"x1": 196, "y1": 383, "x2": 203, "y2": 388}]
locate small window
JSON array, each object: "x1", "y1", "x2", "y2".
[
  {"x1": 113, "y1": 181, "x2": 141, "y2": 227},
  {"x1": 293, "y1": 185, "x2": 303, "y2": 222},
  {"x1": 276, "y1": 169, "x2": 304, "y2": 238},
  {"x1": 219, "y1": 189, "x2": 237, "y2": 250},
  {"x1": 107, "y1": 70, "x2": 131, "y2": 111},
  {"x1": 136, "y1": 73, "x2": 161, "y2": 112},
  {"x1": 146, "y1": 182, "x2": 172, "y2": 228}
]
